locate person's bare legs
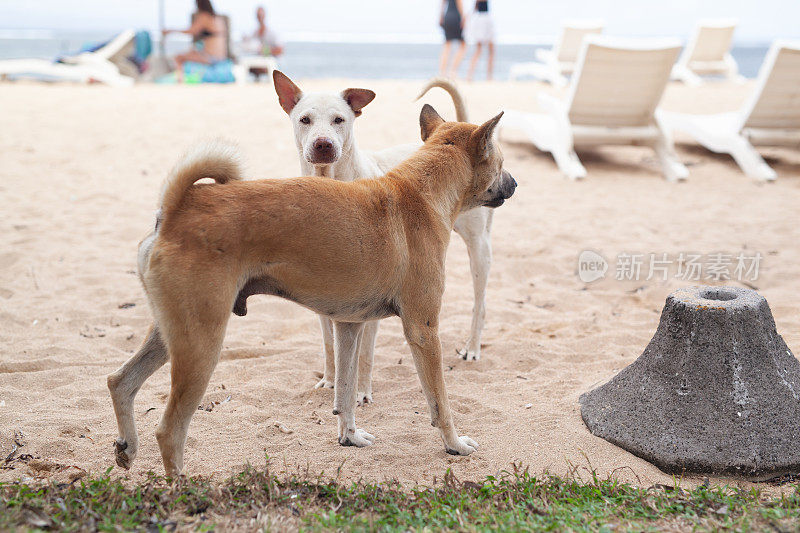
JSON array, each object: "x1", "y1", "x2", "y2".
[
  {"x1": 439, "y1": 41, "x2": 453, "y2": 76},
  {"x1": 486, "y1": 41, "x2": 495, "y2": 81},
  {"x1": 449, "y1": 40, "x2": 467, "y2": 78},
  {"x1": 467, "y1": 42, "x2": 483, "y2": 81}
]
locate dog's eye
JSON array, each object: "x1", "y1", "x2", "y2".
[
  {"x1": 300, "y1": 116, "x2": 311, "y2": 125},
  {"x1": 444, "y1": 139, "x2": 455, "y2": 145},
  {"x1": 334, "y1": 117, "x2": 344, "y2": 124}
]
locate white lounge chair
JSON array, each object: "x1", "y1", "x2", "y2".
[
  {"x1": 660, "y1": 40, "x2": 800, "y2": 181},
  {"x1": 509, "y1": 20, "x2": 604, "y2": 87},
  {"x1": 671, "y1": 20, "x2": 745, "y2": 85},
  {"x1": 0, "y1": 30, "x2": 137, "y2": 87},
  {"x1": 501, "y1": 35, "x2": 688, "y2": 182},
  {"x1": 233, "y1": 56, "x2": 278, "y2": 84}
]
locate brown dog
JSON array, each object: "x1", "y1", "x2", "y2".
[{"x1": 107, "y1": 105, "x2": 516, "y2": 476}]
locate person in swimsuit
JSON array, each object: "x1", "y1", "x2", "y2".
[
  {"x1": 466, "y1": 0, "x2": 496, "y2": 81},
  {"x1": 439, "y1": 0, "x2": 467, "y2": 78},
  {"x1": 162, "y1": 0, "x2": 227, "y2": 82}
]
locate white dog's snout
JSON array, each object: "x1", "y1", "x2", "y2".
[{"x1": 305, "y1": 132, "x2": 341, "y2": 165}]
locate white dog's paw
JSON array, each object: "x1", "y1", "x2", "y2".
[
  {"x1": 338, "y1": 428, "x2": 375, "y2": 447},
  {"x1": 456, "y1": 347, "x2": 481, "y2": 362},
  {"x1": 445, "y1": 436, "x2": 479, "y2": 456},
  {"x1": 357, "y1": 391, "x2": 373, "y2": 406},
  {"x1": 314, "y1": 377, "x2": 334, "y2": 389}
]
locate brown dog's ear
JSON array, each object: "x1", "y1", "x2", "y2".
[
  {"x1": 273, "y1": 70, "x2": 303, "y2": 114},
  {"x1": 341, "y1": 88, "x2": 376, "y2": 117},
  {"x1": 469, "y1": 111, "x2": 504, "y2": 160},
  {"x1": 419, "y1": 104, "x2": 445, "y2": 141}
]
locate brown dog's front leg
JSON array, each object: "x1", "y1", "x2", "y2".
[{"x1": 402, "y1": 319, "x2": 479, "y2": 455}]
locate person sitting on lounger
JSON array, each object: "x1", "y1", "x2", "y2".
[{"x1": 162, "y1": 0, "x2": 227, "y2": 83}]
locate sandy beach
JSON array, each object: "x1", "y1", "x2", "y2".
[{"x1": 0, "y1": 78, "x2": 798, "y2": 489}]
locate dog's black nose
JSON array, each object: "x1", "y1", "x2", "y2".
[
  {"x1": 503, "y1": 171, "x2": 517, "y2": 198},
  {"x1": 314, "y1": 137, "x2": 334, "y2": 153}
]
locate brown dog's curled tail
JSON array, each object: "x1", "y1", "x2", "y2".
[
  {"x1": 160, "y1": 139, "x2": 242, "y2": 217},
  {"x1": 415, "y1": 78, "x2": 468, "y2": 122}
]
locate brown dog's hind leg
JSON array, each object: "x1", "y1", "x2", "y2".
[
  {"x1": 107, "y1": 324, "x2": 169, "y2": 469},
  {"x1": 401, "y1": 317, "x2": 479, "y2": 456},
  {"x1": 152, "y1": 286, "x2": 233, "y2": 477}
]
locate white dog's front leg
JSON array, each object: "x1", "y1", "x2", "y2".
[
  {"x1": 315, "y1": 315, "x2": 336, "y2": 389},
  {"x1": 454, "y1": 209, "x2": 493, "y2": 361},
  {"x1": 357, "y1": 320, "x2": 380, "y2": 404},
  {"x1": 333, "y1": 321, "x2": 375, "y2": 447}
]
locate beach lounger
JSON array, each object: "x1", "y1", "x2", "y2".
[
  {"x1": 660, "y1": 40, "x2": 800, "y2": 181},
  {"x1": 671, "y1": 20, "x2": 745, "y2": 85},
  {"x1": 233, "y1": 55, "x2": 278, "y2": 84},
  {"x1": 501, "y1": 35, "x2": 688, "y2": 181},
  {"x1": 0, "y1": 30, "x2": 138, "y2": 87},
  {"x1": 509, "y1": 20, "x2": 604, "y2": 87}
]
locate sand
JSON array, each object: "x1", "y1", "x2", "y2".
[{"x1": 0, "y1": 78, "x2": 798, "y2": 489}]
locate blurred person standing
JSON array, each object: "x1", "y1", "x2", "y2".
[
  {"x1": 243, "y1": 5, "x2": 284, "y2": 58},
  {"x1": 241, "y1": 4, "x2": 284, "y2": 79},
  {"x1": 466, "y1": 0, "x2": 495, "y2": 80},
  {"x1": 439, "y1": 0, "x2": 466, "y2": 78}
]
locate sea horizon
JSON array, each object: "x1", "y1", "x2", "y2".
[{"x1": 0, "y1": 27, "x2": 773, "y2": 80}]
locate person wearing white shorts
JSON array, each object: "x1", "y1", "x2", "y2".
[{"x1": 466, "y1": 0, "x2": 496, "y2": 80}]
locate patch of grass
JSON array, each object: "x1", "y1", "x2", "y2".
[{"x1": 1, "y1": 462, "x2": 799, "y2": 531}]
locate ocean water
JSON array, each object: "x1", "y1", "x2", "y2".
[{"x1": 0, "y1": 31, "x2": 770, "y2": 80}]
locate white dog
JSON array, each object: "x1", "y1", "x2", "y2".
[{"x1": 273, "y1": 72, "x2": 495, "y2": 403}]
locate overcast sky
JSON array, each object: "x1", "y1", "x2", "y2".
[{"x1": 2, "y1": 0, "x2": 797, "y2": 44}]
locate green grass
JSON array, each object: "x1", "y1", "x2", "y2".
[{"x1": 1, "y1": 462, "x2": 799, "y2": 531}]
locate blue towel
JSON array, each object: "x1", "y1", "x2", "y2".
[
  {"x1": 155, "y1": 60, "x2": 235, "y2": 84},
  {"x1": 200, "y1": 59, "x2": 235, "y2": 83},
  {"x1": 133, "y1": 31, "x2": 152, "y2": 63}
]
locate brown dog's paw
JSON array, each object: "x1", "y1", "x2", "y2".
[{"x1": 114, "y1": 439, "x2": 132, "y2": 469}]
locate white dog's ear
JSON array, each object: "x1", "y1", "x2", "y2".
[
  {"x1": 273, "y1": 70, "x2": 303, "y2": 114},
  {"x1": 419, "y1": 104, "x2": 445, "y2": 141},
  {"x1": 469, "y1": 111, "x2": 504, "y2": 161},
  {"x1": 341, "y1": 88, "x2": 376, "y2": 117}
]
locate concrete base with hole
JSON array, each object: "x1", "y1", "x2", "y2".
[{"x1": 580, "y1": 286, "x2": 800, "y2": 480}]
